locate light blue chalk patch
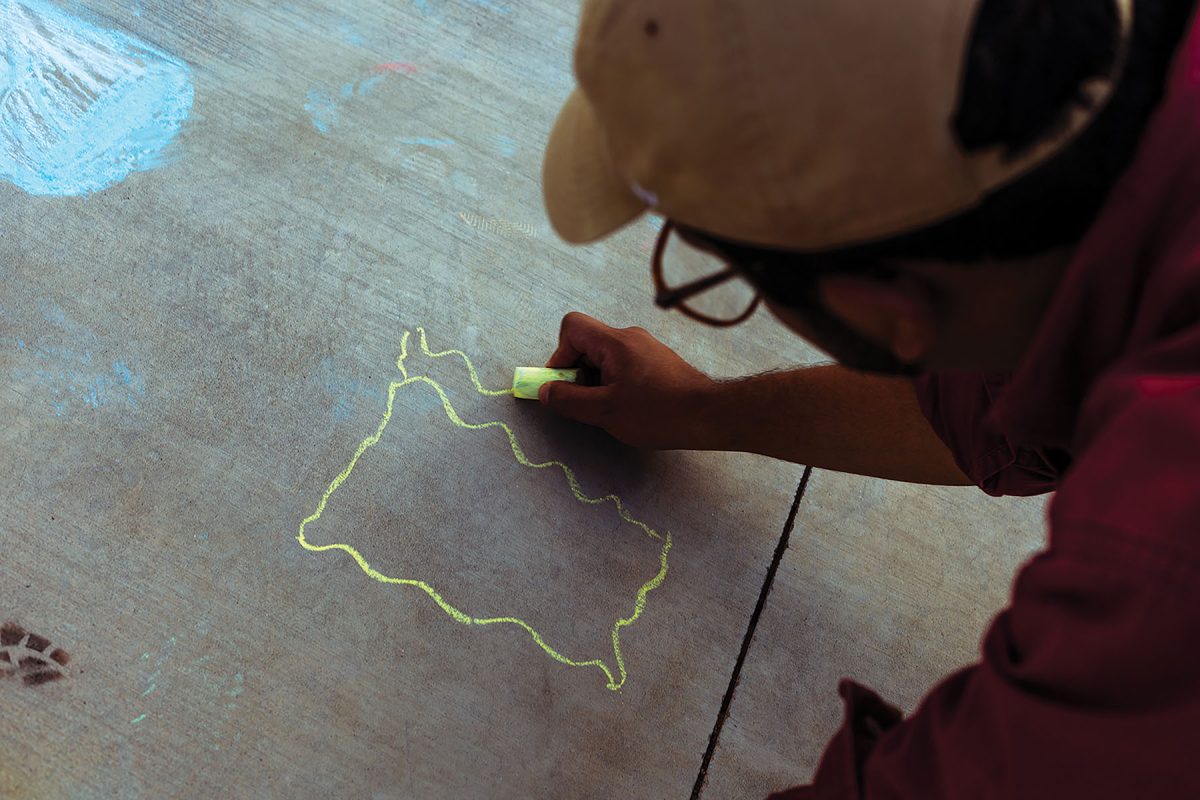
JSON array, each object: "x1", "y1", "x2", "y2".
[
  {"x1": 17, "y1": 342, "x2": 145, "y2": 415},
  {"x1": 315, "y1": 356, "x2": 390, "y2": 423},
  {"x1": 0, "y1": 0, "x2": 195, "y2": 196},
  {"x1": 141, "y1": 683, "x2": 156, "y2": 697},
  {"x1": 357, "y1": 74, "x2": 385, "y2": 95},
  {"x1": 40, "y1": 302, "x2": 68, "y2": 326},
  {"x1": 82, "y1": 383, "x2": 101, "y2": 408},
  {"x1": 306, "y1": 74, "x2": 391, "y2": 135},
  {"x1": 337, "y1": 20, "x2": 365, "y2": 46},
  {"x1": 113, "y1": 360, "x2": 133, "y2": 384},
  {"x1": 450, "y1": 170, "x2": 477, "y2": 197},
  {"x1": 305, "y1": 90, "x2": 337, "y2": 134},
  {"x1": 399, "y1": 136, "x2": 454, "y2": 148},
  {"x1": 112, "y1": 360, "x2": 146, "y2": 395},
  {"x1": 130, "y1": 714, "x2": 147, "y2": 725},
  {"x1": 331, "y1": 396, "x2": 354, "y2": 422},
  {"x1": 489, "y1": 133, "x2": 518, "y2": 158}
]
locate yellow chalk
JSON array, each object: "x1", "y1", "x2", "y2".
[{"x1": 513, "y1": 367, "x2": 579, "y2": 400}]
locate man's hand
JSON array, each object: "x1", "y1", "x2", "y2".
[{"x1": 539, "y1": 312, "x2": 720, "y2": 450}]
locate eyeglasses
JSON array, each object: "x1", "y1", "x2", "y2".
[
  {"x1": 651, "y1": 221, "x2": 764, "y2": 327},
  {"x1": 652, "y1": 219, "x2": 902, "y2": 323},
  {"x1": 650, "y1": 218, "x2": 925, "y2": 376},
  {"x1": 654, "y1": 219, "x2": 852, "y2": 327}
]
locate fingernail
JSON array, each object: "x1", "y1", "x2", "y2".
[{"x1": 538, "y1": 384, "x2": 549, "y2": 404}]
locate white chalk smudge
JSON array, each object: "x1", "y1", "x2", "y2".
[
  {"x1": 458, "y1": 211, "x2": 535, "y2": 239},
  {"x1": 0, "y1": 0, "x2": 194, "y2": 196}
]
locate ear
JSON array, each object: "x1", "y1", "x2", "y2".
[{"x1": 817, "y1": 274, "x2": 937, "y2": 364}]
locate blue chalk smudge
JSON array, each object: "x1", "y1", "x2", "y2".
[
  {"x1": 489, "y1": 133, "x2": 518, "y2": 158},
  {"x1": 337, "y1": 20, "x2": 365, "y2": 46},
  {"x1": 357, "y1": 74, "x2": 385, "y2": 95},
  {"x1": 307, "y1": 74, "x2": 393, "y2": 135},
  {"x1": 399, "y1": 136, "x2": 454, "y2": 148},
  {"x1": 304, "y1": 90, "x2": 338, "y2": 134},
  {"x1": 12, "y1": 332, "x2": 147, "y2": 416},
  {"x1": 0, "y1": 0, "x2": 194, "y2": 196},
  {"x1": 113, "y1": 359, "x2": 135, "y2": 385},
  {"x1": 313, "y1": 357, "x2": 388, "y2": 423}
]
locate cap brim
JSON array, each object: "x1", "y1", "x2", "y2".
[{"x1": 542, "y1": 89, "x2": 648, "y2": 245}]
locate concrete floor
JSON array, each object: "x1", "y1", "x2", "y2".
[{"x1": 0, "y1": 1, "x2": 1046, "y2": 797}]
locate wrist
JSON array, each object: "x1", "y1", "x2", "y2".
[{"x1": 686, "y1": 378, "x2": 737, "y2": 452}]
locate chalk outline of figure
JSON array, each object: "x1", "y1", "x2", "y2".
[{"x1": 296, "y1": 327, "x2": 672, "y2": 691}]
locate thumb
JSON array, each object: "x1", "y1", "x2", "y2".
[{"x1": 539, "y1": 380, "x2": 612, "y2": 427}]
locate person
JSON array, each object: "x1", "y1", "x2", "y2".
[{"x1": 536, "y1": 0, "x2": 1200, "y2": 797}]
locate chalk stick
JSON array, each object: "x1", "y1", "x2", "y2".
[{"x1": 512, "y1": 367, "x2": 579, "y2": 400}]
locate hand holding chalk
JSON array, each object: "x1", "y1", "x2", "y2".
[{"x1": 533, "y1": 311, "x2": 720, "y2": 450}]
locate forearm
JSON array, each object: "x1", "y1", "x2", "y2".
[{"x1": 696, "y1": 364, "x2": 972, "y2": 486}]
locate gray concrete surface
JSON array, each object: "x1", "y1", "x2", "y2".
[
  {"x1": 0, "y1": 1, "x2": 812, "y2": 797},
  {"x1": 699, "y1": 473, "x2": 1047, "y2": 797}
]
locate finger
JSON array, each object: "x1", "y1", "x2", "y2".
[
  {"x1": 544, "y1": 311, "x2": 613, "y2": 370},
  {"x1": 545, "y1": 311, "x2": 591, "y2": 367},
  {"x1": 539, "y1": 379, "x2": 615, "y2": 428}
]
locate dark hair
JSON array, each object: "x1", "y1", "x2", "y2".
[{"x1": 830, "y1": 0, "x2": 1198, "y2": 263}]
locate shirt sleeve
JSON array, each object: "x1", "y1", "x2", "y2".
[
  {"x1": 767, "y1": 376, "x2": 1200, "y2": 800},
  {"x1": 910, "y1": 372, "x2": 1066, "y2": 497}
]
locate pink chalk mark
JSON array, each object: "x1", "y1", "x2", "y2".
[{"x1": 373, "y1": 61, "x2": 418, "y2": 75}]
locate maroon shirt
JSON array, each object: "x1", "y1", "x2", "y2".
[{"x1": 771, "y1": 11, "x2": 1200, "y2": 800}]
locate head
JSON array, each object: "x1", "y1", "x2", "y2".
[{"x1": 544, "y1": 0, "x2": 1198, "y2": 375}]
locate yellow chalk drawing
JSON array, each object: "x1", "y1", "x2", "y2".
[{"x1": 297, "y1": 327, "x2": 672, "y2": 691}]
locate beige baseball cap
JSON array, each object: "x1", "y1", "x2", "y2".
[{"x1": 543, "y1": 0, "x2": 1133, "y2": 251}]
